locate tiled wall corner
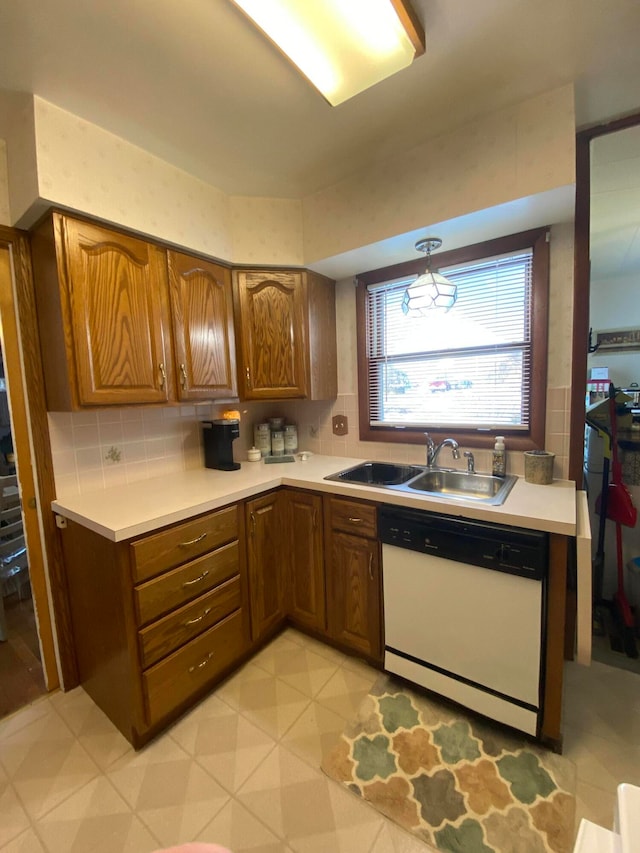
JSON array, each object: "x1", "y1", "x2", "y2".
[{"x1": 48, "y1": 404, "x2": 217, "y2": 498}]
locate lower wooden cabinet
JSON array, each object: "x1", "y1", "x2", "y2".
[
  {"x1": 245, "y1": 491, "x2": 286, "y2": 641},
  {"x1": 60, "y1": 504, "x2": 250, "y2": 747},
  {"x1": 284, "y1": 489, "x2": 325, "y2": 632},
  {"x1": 324, "y1": 496, "x2": 383, "y2": 662}
]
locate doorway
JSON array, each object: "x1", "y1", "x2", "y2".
[
  {"x1": 0, "y1": 238, "x2": 59, "y2": 718},
  {"x1": 571, "y1": 110, "x2": 640, "y2": 674}
]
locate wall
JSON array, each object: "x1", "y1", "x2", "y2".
[
  {"x1": 588, "y1": 271, "x2": 640, "y2": 388},
  {"x1": 50, "y1": 220, "x2": 574, "y2": 497},
  {"x1": 1, "y1": 87, "x2": 576, "y2": 494},
  {"x1": 0, "y1": 140, "x2": 10, "y2": 226},
  {"x1": 302, "y1": 86, "x2": 575, "y2": 264}
]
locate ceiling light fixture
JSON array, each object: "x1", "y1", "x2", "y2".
[
  {"x1": 229, "y1": 0, "x2": 425, "y2": 106},
  {"x1": 402, "y1": 238, "x2": 457, "y2": 315}
]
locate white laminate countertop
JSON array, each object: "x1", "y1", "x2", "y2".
[{"x1": 51, "y1": 455, "x2": 579, "y2": 542}]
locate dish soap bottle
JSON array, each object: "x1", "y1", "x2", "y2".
[{"x1": 492, "y1": 436, "x2": 506, "y2": 477}]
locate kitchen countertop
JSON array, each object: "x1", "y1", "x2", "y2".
[{"x1": 51, "y1": 455, "x2": 579, "y2": 542}]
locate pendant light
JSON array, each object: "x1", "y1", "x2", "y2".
[{"x1": 402, "y1": 238, "x2": 457, "y2": 315}]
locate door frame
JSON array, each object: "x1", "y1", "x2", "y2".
[
  {"x1": 0, "y1": 225, "x2": 78, "y2": 689},
  {"x1": 569, "y1": 110, "x2": 640, "y2": 484}
]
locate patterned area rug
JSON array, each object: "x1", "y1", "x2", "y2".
[{"x1": 321, "y1": 675, "x2": 577, "y2": 853}]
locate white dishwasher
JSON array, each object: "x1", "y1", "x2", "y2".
[{"x1": 380, "y1": 505, "x2": 548, "y2": 737}]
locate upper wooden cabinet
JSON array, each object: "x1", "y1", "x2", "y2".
[
  {"x1": 30, "y1": 213, "x2": 237, "y2": 409},
  {"x1": 233, "y1": 269, "x2": 337, "y2": 401},
  {"x1": 167, "y1": 250, "x2": 237, "y2": 401}
]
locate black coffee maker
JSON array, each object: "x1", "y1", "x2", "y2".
[{"x1": 202, "y1": 419, "x2": 240, "y2": 471}]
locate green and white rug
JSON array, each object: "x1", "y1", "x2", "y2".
[{"x1": 321, "y1": 675, "x2": 576, "y2": 853}]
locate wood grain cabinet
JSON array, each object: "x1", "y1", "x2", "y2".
[
  {"x1": 245, "y1": 491, "x2": 287, "y2": 641},
  {"x1": 284, "y1": 489, "x2": 325, "y2": 632},
  {"x1": 233, "y1": 269, "x2": 337, "y2": 400},
  {"x1": 60, "y1": 504, "x2": 250, "y2": 747},
  {"x1": 167, "y1": 250, "x2": 237, "y2": 400},
  {"x1": 324, "y1": 496, "x2": 383, "y2": 663},
  {"x1": 30, "y1": 213, "x2": 237, "y2": 409}
]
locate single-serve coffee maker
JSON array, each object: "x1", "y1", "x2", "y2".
[{"x1": 202, "y1": 419, "x2": 240, "y2": 471}]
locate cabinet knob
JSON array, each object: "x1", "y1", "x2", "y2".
[
  {"x1": 368, "y1": 552, "x2": 374, "y2": 580},
  {"x1": 246, "y1": 366, "x2": 251, "y2": 389},
  {"x1": 180, "y1": 363, "x2": 188, "y2": 389},
  {"x1": 158, "y1": 362, "x2": 167, "y2": 389}
]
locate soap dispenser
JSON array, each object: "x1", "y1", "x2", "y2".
[{"x1": 492, "y1": 436, "x2": 506, "y2": 477}]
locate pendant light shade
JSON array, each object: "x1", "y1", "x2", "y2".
[{"x1": 402, "y1": 238, "x2": 457, "y2": 315}]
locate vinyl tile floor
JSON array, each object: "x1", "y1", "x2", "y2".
[{"x1": 1, "y1": 627, "x2": 639, "y2": 853}]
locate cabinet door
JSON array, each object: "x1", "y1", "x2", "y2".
[
  {"x1": 246, "y1": 492, "x2": 286, "y2": 641},
  {"x1": 234, "y1": 271, "x2": 307, "y2": 399},
  {"x1": 286, "y1": 490, "x2": 325, "y2": 632},
  {"x1": 61, "y1": 217, "x2": 173, "y2": 405},
  {"x1": 327, "y1": 531, "x2": 382, "y2": 661},
  {"x1": 167, "y1": 251, "x2": 237, "y2": 400}
]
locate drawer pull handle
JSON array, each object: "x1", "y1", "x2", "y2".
[
  {"x1": 348, "y1": 516, "x2": 363, "y2": 524},
  {"x1": 158, "y1": 362, "x2": 167, "y2": 389},
  {"x1": 182, "y1": 569, "x2": 209, "y2": 587},
  {"x1": 179, "y1": 532, "x2": 208, "y2": 547},
  {"x1": 188, "y1": 651, "x2": 214, "y2": 673},
  {"x1": 184, "y1": 607, "x2": 212, "y2": 626},
  {"x1": 180, "y1": 363, "x2": 188, "y2": 389},
  {"x1": 368, "y1": 552, "x2": 374, "y2": 580}
]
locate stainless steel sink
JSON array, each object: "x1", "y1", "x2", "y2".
[
  {"x1": 324, "y1": 461, "x2": 517, "y2": 505},
  {"x1": 324, "y1": 461, "x2": 425, "y2": 486},
  {"x1": 401, "y1": 468, "x2": 517, "y2": 505}
]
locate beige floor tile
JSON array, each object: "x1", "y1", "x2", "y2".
[
  {"x1": 0, "y1": 696, "x2": 52, "y2": 743},
  {"x1": 370, "y1": 820, "x2": 437, "y2": 852},
  {"x1": 170, "y1": 694, "x2": 277, "y2": 792},
  {"x1": 251, "y1": 638, "x2": 342, "y2": 698},
  {"x1": 314, "y1": 665, "x2": 377, "y2": 720},
  {"x1": 0, "y1": 771, "x2": 31, "y2": 849},
  {"x1": 197, "y1": 796, "x2": 286, "y2": 852},
  {"x1": 49, "y1": 686, "x2": 132, "y2": 770},
  {"x1": 33, "y1": 776, "x2": 134, "y2": 852},
  {"x1": 280, "y1": 701, "x2": 348, "y2": 768},
  {"x1": 573, "y1": 779, "x2": 616, "y2": 832},
  {"x1": 0, "y1": 711, "x2": 100, "y2": 820},
  {"x1": 106, "y1": 735, "x2": 229, "y2": 846},
  {"x1": 0, "y1": 827, "x2": 47, "y2": 852},
  {"x1": 237, "y1": 743, "x2": 384, "y2": 853},
  {"x1": 292, "y1": 634, "x2": 349, "y2": 667},
  {"x1": 563, "y1": 726, "x2": 640, "y2": 794},
  {"x1": 215, "y1": 662, "x2": 311, "y2": 740}
]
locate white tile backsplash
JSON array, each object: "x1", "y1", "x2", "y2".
[{"x1": 50, "y1": 383, "x2": 571, "y2": 498}]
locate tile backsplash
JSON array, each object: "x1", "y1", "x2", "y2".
[{"x1": 48, "y1": 386, "x2": 571, "y2": 498}]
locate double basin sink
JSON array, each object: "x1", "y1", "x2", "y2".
[{"x1": 324, "y1": 461, "x2": 517, "y2": 506}]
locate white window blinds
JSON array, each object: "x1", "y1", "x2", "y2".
[{"x1": 365, "y1": 250, "x2": 534, "y2": 431}]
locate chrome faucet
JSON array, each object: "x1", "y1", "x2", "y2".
[
  {"x1": 464, "y1": 451, "x2": 475, "y2": 473},
  {"x1": 424, "y1": 432, "x2": 460, "y2": 468}
]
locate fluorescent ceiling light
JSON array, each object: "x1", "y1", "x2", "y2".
[{"x1": 230, "y1": 0, "x2": 425, "y2": 106}]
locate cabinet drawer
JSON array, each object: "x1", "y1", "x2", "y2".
[
  {"x1": 329, "y1": 497, "x2": 377, "y2": 538},
  {"x1": 143, "y1": 609, "x2": 245, "y2": 726},
  {"x1": 135, "y1": 540, "x2": 238, "y2": 625},
  {"x1": 131, "y1": 505, "x2": 237, "y2": 582},
  {"x1": 139, "y1": 576, "x2": 241, "y2": 669}
]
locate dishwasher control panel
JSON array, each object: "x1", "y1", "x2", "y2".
[{"x1": 379, "y1": 505, "x2": 548, "y2": 580}]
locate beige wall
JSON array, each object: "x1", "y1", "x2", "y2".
[
  {"x1": 0, "y1": 140, "x2": 9, "y2": 226},
  {"x1": 0, "y1": 86, "x2": 577, "y2": 493},
  {"x1": 302, "y1": 86, "x2": 575, "y2": 264}
]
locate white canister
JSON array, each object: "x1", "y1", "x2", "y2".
[
  {"x1": 254, "y1": 423, "x2": 271, "y2": 457},
  {"x1": 271, "y1": 430, "x2": 285, "y2": 456},
  {"x1": 284, "y1": 423, "x2": 298, "y2": 453}
]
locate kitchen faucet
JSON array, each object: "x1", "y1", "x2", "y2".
[{"x1": 424, "y1": 432, "x2": 460, "y2": 468}]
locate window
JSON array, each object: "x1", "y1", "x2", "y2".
[{"x1": 356, "y1": 229, "x2": 549, "y2": 450}]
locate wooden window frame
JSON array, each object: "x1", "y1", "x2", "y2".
[{"x1": 356, "y1": 228, "x2": 550, "y2": 451}]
